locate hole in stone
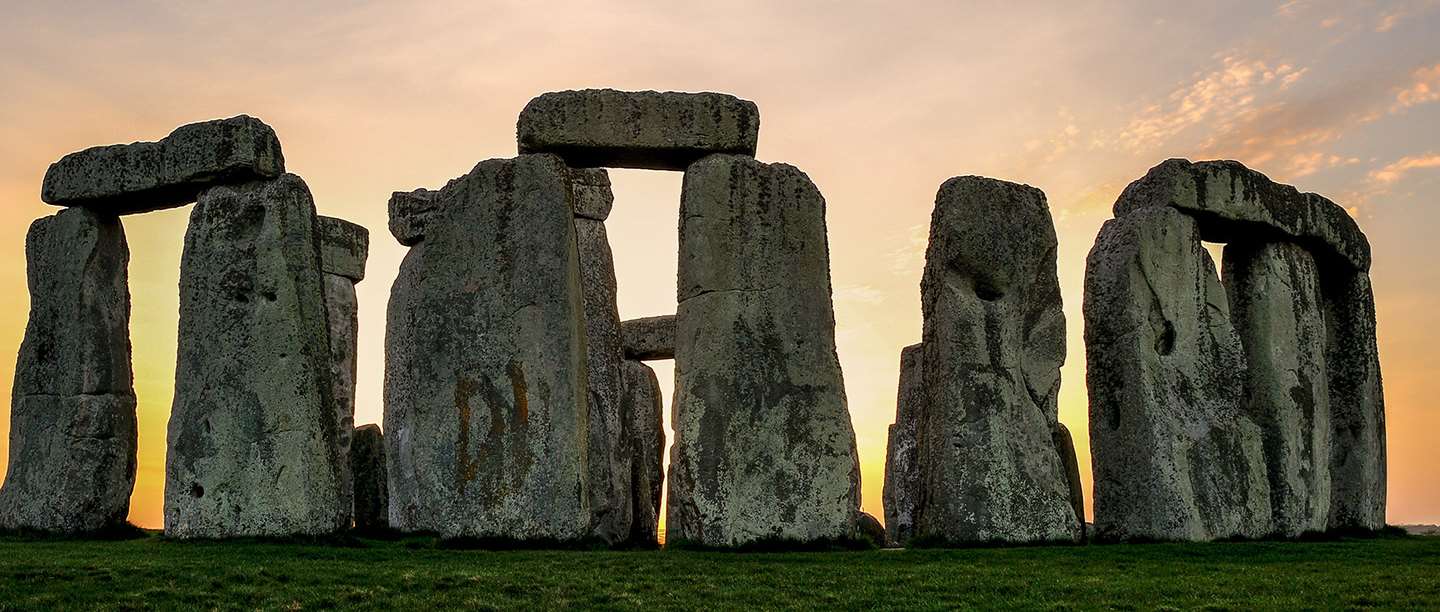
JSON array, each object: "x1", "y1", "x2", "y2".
[
  {"x1": 261, "y1": 289, "x2": 278, "y2": 302},
  {"x1": 1155, "y1": 320, "x2": 1176, "y2": 356},
  {"x1": 190, "y1": 483, "x2": 204, "y2": 498}
]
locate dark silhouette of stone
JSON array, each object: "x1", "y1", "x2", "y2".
[
  {"x1": 351, "y1": 424, "x2": 388, "y2": 532},
  {"x1": 42, "y1": 115, "x2": 284, "y2": 215},
  {"x1": 1053, "y1": 423, "x2": 1086, "y2": 539},
  {"x1": 319, "y1": 216, "x2": 369, "y2": 535},
  {"x1": 882, "y1": 342, "x2": 922, "y2": 546},
  {"x1": 857, "y1": 512, "x2": 887, "y2": 548},
  {"x1": 621, "y1": 315, "x2": 676, "y2": 361},
  {"x1": 621, "y1": 360, "x2": 665, "y2": 546}
]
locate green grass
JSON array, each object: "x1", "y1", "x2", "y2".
[{"x1": 0, "y1": 533, "x2": 1436, "y2": 610}]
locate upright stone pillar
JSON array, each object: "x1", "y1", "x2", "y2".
[
  {"x1": 882, "y1": 342, "x2": 923, "y2": 546},
  {"x1": 1322, "y1": 269, "x2": 1386, "y2": 531},
  {"x1": 318, "y1": 216, "x2": 369, "y2": 528},
  {"x1": 621, "y1": 360, "x2": 665, "y2": 546},
  {"x1": 669, "y1": 154, "x2": 860, "y2": 547},
  {"x1": 0, "y1": 208, "x2": 136, "y2": 533},
  {"x1": 351, "y1": 424, "x2": 388, "y2": 532},
  {"x1": 384, "y1": 154, "x2": 590, "y2": 541},
  {"x1": 166, "y1": 174, "x2": 345, "y2": 538}
]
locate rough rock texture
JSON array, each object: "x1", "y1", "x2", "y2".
[
  {"x1": 351, "y1": 424, "x2": 388, "y2": 532},
  {"x1": 1113, "y1": 159, "x2": 1369, "y2": 271},
  {"x1": 1084, "y1": 206, "x2": 1271, "y2": 542},
  {"x1": 318, "y1": 216, "x2": 369, "y2": 525},
  {"x1": 384, "y1": 154, "x2": 591, "y2": 541},
  {"x1": 621, "y1": 360, "x2": 665, "y2": 546},
  {"x1": 857, "y1": 512, "x2": 887, "y2": 548},
  {"x1": 571, "y1": 168, "x2": 614, "y2": 221},
  {"x1": 882, "y1": 342, "x2": 923, "y2": 546},
  {"x1": 913, "y1": 177, "x2": 1078, "y2": 545},
  {"x1": 318, "y1": 216, "x2": 369, "y2": 282},
  {"x1": 669, "y1": 154, "x2": 860, "y2": 547},
  {"x1": 165, "y1": 174, "x2": 346, "y2": 538},
  {"x1": 387, "y1": 189, "x2": 438, "y2": 247},
  {"x1": 518, "y1": 90, "x2": 760, "y2": 171},
  {"x1": 1224, "y1": 241, "x2": 1332, "y2": 537},
  {"x1": 1053, "y1": 423, "x2": 1086, "y2": 539},
  {"x1": 575, "y1": 216, "x2": 632, "y2": 544},
  {"x1": 621, "y1": 315, "x2": 676, "y2": 361},
  {"x1": 1321, "y1": 270, "x2": 1386, "y2": 531},
  {"x1": 42, "y1": 115, "x2": 284, "y2": 214},
  {"x1": 0, "y1": 209, "x2": 136, "y2": 533}
]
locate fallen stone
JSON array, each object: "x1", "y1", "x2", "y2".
[
  {"x1": 1322, "y1": 269, "x2": 1387, "y2": 531},
  {"x1": 518, "y1": 89, "x2": 760, "y2": 171},
  {"x1": 1053, "y1": 423, "x2": 1086, "y2": 539},
  {"x1": 1224, "y1": 240, "x2": 1332, "y2": 537},
  {"x1": 318, "y1": 216, "x2": 369, "y2": 282},
  {"x1": 913, "y1": 176, "x2": 1078, "y2": 545},
  {"x1": 571, "y1": 167, "x2": 614, "y2": 221},
  {"x1": 42, "y1": 115, "x2": 284, "y2": 214},
  {"x1": 1084, "y1": 206, "x2": 1271, "y2": 542},
  {"x1": 387, "y1": 189, "x2": 438, "y2": 246},
  {"x1": 621, "y1": 360, "x2": 665, "y2": 546},
  {"x1": 669, "y1": 154, "x2": 860, "y2": 547},
  {"x1": 351, "y1": 424, "x2": 388, "y2": 532},
  {"x1": 383, "y1": 154, "x2": 590, "y2": 541},
  {"x1": 1113, "y1": 159, "x2": 1369, "y2": 271},
  {"x1": 857, "y1": 512, "x2": 887, "y2": 548},
  {"x1": 165, "y1": 173, "x2": 346, "y2": 538},
  {"x1": 0, "y1": 208, "x2": 136, "y2": 533},
  {"x1": 621, "y1": 315, "x2": 676, "y2": 361},
  {"x1": 882, "y1": 342, "x2": 923, "y2": 546},
  {"x1": 575, "y1": 216, "x2": 632, "y2": 544}
]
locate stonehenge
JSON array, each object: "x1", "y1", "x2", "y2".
[
  {"x1": 351, "y1": 424, "x2": 388, "y2": 532},
  {"x1": 319, "y1": 216, "x2": 370, "y2": 529},
  {"x1": 621, "y1": 359, "x2": 665, "y2": 545},
  {"x1": 882, "y1": 343, "x2": 923, "y2": 546},
  {"x1": 621, "y1": 315, "x2": 676, "y2": 361}
]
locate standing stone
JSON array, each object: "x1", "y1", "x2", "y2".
[
  {"x1": 1224, "y1": 241, "x2": 1331, "y2": 537},
  {"x1": 621, "y1": 360, "x2": 665, "y2": 546},
  {"x1": 517, "y1": 89, "x2": 760, "y2": 171},
  {"x1": 165, "y1": 174, "x2": 345, "y2": 538},
  {"x1": 913, "y1": 177, "x2": 1078, "y2": 544},
  {"x1": 1053, "y1": 423, "x2": 1086, "y2": 539},
  {"x1": 42, "y1": 115, "x2": 285, "y2": 215},
  {"x1": 351, "y1": 424, "x2": 388, "y2": 532},
  {"x1": 882, "y1": 342, "x2": 923, "y2": 546},
  {"x1": 0, "y1": 208, "x2": 136, "y2": 533},
  {"x1": 318, "y1": 216, "x2": 369, "y2": 532},
  {"x1": 621, "y1": 315, "x2": 676, "y2": 361},
  {"x1": 669, "y1": 154, "x2": 860, "y2": 547},
  {"x1": 1322, "y1": 270, "x2": 1386, "y2": 531},
  {"x1": 384, "y1": 154, "x2": 590, "y2": 541},
  {"x1": 1084, "y1": 206, "x2": 1271, "y2": 541},
  {"x1": 571, "y1": 168, "x2": 614, "y2": 221}
]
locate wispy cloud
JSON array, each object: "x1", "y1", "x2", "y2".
[
  {"x1": 1370, "y1": 153, "x2": 1440, "y2": 183},
  {"x1": 1375, "y1": 0, "x2": 1440, "y2": 32},
  {"x1": 1392, "y1": 63, "x2": 1440, "y2": 112}
]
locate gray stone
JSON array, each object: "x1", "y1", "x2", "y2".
[
  {"x1": 621, "y1": 359, "x2": 665, "y2": 546},
  {"x1": 518, "y1": 89, "x2": 760, "y2": 171},
  {"x1": 383, "y1": 154, "x2": 590, "y2": 541},
  {"x1": 669, "y1": 154, "x2": 860, "y2": 547},
  {"x1": 575, "y1": 216, "x2": 632, "y2": 544},
  {"x1": 165, "y1": 173, "x2": 346, "y2": 538},
  {"x1": 621, "y1": 315, "x2": 676, "y2": 361},
  {"x1": 318, "y1": 216, "x2": 370, "y2": 282},
  {"x1": 1322, "y1": 270, "x2": 1386, "y2": 531},
  {"x1": 0, "y1": 209, "x2": 136, "y2": 533},
  {"x1": 42, "y1": 115, "x2": 284, "y2": 214},
  {"x1": 1224, "y1": 241, "x2": 1332, "y2": 537},
  {"x1": 1053, "y1": 423, "x2": 1086, "y2": 539},
  {"x1": 1113, "y1": 159, "x2": 1370, "y2": 271},
  {"x1": 571, "y1": 167, "x2": 614, "y2": 221},
  {"x1": 387, "y1": 189, "x2": 438, "y2": 246},
  {"x1": 857, "y1": 512, "x2": 887, "y2": 548},
  {"x1": 351, "y1": 424, "x2": 388, "y2": 532},
  {"x1": 1084, "y1": 206, "x2": 1271, "y2": 542},
  {"x1": 324, "y1": 273, "x2": 360, "y2": 532},
  {"x1": 913, "y1": 177, "x2": 1078, "y2": 545},
  {"x1": 882, "y1": 342, "x2": 923, "y2": 546}
]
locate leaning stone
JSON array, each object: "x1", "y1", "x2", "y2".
[
  {"x1": 518, "y1": 89, "x2": 760, "y2": 171},
  {"x1": 383, "y1": 154, "x2": 590, "y2": 541},
  {"x1": 621, "y1": 360, "x2": 665, "y2": 546},
  {"x1": 318, "y1": 216, "x2": 369, "y2": 282},
  {"x1": 165, "y1": 174, "x2": 345, "y2": 538},
  {"x1": 882, "y1": 342, "x2": 923, "y2": 546},
  {"x1": 1084, "y1": 206, "x2": 1271, "y2": 541},
  {"x1": 387, "y1": 189, "x2": 439, "y2": 246},
  {"x1": 575, "y1": 216, "x2": 632, "y2": 544},
  {"x1": 1113, "y1": 159, "x2": 1369, "y2": 271},
  {"x1": 669, "y1": 154, "x2": 860, "y2": 547},
  {"x1": 0, "y1": 209, "x2": 136, "y2": 533},
  {"x1": 621, "y1": 315, "x2": 676, "y2": 361},
  {"x1": 1053, "y1": 423, "x2": 1086, "y2": 539},
  {"x1": 1224, "y1": 240, "x2": 1332, "y2": 537},
  {"x1": 571, "y1": 168, "x2": 614, "y2": 221},
  {"x1": 857, "y1": 512, "x2": 887, "y2": 548},
  {"x1": 913, "y1": 177, "x2": 1078, "y2": 545},
  {"x1": 1322, "y1": 270, "x2": 1386, "y2": 531},
  {"x1": 42, "y1": 115, "x2": 284, "y2": 214},
  {"x1": 351, "y1": 424, "x2": 388, "y2": 532}
]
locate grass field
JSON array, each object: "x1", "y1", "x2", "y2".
[{"x1": 1, "y1": 533, "x2": 1437, "y2": 609}]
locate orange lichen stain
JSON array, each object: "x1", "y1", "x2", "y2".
[
  {"x1": 455, "y1": 375, "x2": 479, "y2": 492},
  {"x1": 508, "y1": 361, "x2": 528, "y2": 423}
]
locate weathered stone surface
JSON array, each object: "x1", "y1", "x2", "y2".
[
  {"x1": 324, "y1": 273, "x2": 360, "y2": 531},
  {"x1": 518, "y1": 89, "x2": 760, "y2": 171},
  {"x1": 1053, "y1": 423, "x2": 1086, "y2": 539},
  {"x1": 857, "y1": 512, "x2": 887, "y2": 548},
  {"x1": 621, "y1": 315, "x2": 676, "y2": 361},
  {"x1": 621, "y1": 359, "x2": 665, "y2": 546},
  {"x1": 882, "y1": 342, "x2": 923, "y2": 546},
  {"x1": 383, "y1": 154, "x2": 590, "y2": 540},
  {"x1": 42, "y1": 115, "x2": 284, "y2": 214},
  {"x1": 1224, "y1": 241, "x2": 1332, "y2": 537},
  {"x1": 1084, "y1": 206, "x2": 1271, "y2": 542},
  {"x1": 913, "y1": 177, "x2": 1078, "y2": 544},
  {"x1": 1322, "y1": 270, "x2": 1386, "y2": 531},
  {"x1": 0, "y1": 209, "x2": 136, "y2": 533},
  {"x1": 669, "y1": 154, "x2": 860, "y2": 547},
  {"x1": 387, "y1": 189, "x2": 438, "y2": 246},
  {"x1": 165, "y1": 174, "x2": 346, "y2": 538},
  {"x1": 1114, "y1": 159, "x2": 1369, "y2": 271},
  {"x1": 571, "y1": 167, "x2": 614, "y2": 221},
  {"x1": 351, "y1": 424, "x2": 388, "y2": 532},
  {"x1": 575, "y1": 217, "x2": 631, "y2": 544},
  {"x1": 318, "y1": 216, "x2": 369, "y2": 282}
]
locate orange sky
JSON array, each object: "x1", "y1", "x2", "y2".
[{"x1": 1, "y1": 1, "x2": 1437, "y2": 530}]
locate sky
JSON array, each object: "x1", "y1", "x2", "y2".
[{"x1": 1, "y1": 0, "x2": 1437, "y2": 530}]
